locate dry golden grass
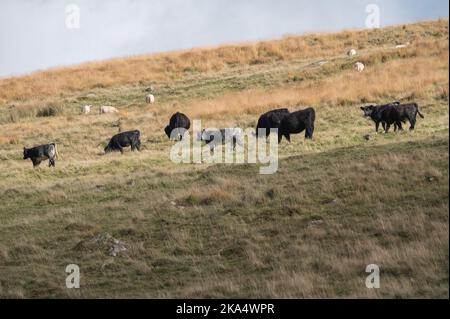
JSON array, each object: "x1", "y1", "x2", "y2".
[
  {"x1": 178, "y1": 45, "x2": 448, "y2": 120},
  {"x1": 0, "y1": 19, "x2": 447, "y2": 104}
]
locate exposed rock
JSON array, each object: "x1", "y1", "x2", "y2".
[
  {"x1": 73, "y1": 233, "x2": 126, "y2": 257},
  {"x1": 109, "y1": 239, "x2": 127, "y2": 257},
  {"x1": 308, "y1": 219, "x2": 324, "y2": 228}
]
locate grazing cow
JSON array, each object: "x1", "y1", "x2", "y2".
[
  {"x1": 393, "y1": 103, "x2": 424, "y2": 130},
  {"x1": 255, "y1": 108, "x2": 290, "y2": 138},
  {"x1": 197, "y1": 128, "x2": 243, "y2": 153},
  {"x1": 355, "y1": 62, "x2": 365, "y2": 72},
  {"x1": 348, "y1": 49, "x2": 357, "y2": 57},
  {"x1": 23, "y1": 143, "x2": 58, "y2": 168},
  {"x1": 361, "y1": 102, "x2": 401, "y2": 131},
  {"x1": 165, "y1": 112, "x2": 191, "y2": 141},
  {"x1": 104, "y1": 130, "x2": 141, "y2": 154},
  {"x1": 81, "y1": 105, "x2": 92, "y2": 114},
  {"x1": 278, "y1": 108, "x2": 316, "y2": 143},
  {"x1": 361, "y1": 104, "x2": 403, "y2": 133},
  {"x1": 100, "y1": 106, "x2": 119, "y2": 114},
  {"x1": 145, "y1": 94, "x2": 155, "y2": 104}
]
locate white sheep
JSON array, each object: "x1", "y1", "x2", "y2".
[
  {"x1": 145, "y1": 94, "x2": 155, "y2": 104},
  {"x1": 81, "y1": 105, "x2": 92, "y2": 114},
  {"x1": 100, "y1": 106, "x2": 119, "y2": 114},
  {"x1": 355, "y1": 62, "x2": 365, "y2": 72},
  {"x1": 347, "y1": 49, "x2": 357, "y2": 57}
]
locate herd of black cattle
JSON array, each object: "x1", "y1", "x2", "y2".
[{"x1": 22, "y1": 101, "x2": 423, "y2": 168}]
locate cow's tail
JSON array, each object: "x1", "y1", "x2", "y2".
[
  {"x1": 52, "y1": 143, "x2": 60, "y2": 158},
  {"x1": 415, "y1": 104, "x2": 424, "y2": 119}
]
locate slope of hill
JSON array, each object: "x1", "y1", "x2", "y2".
[{"x1": 0, "y1": 19, "x2": 448, "y2": 298}]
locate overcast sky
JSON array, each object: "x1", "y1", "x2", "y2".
[{"x1": 0, "y1": 0, "x2": 448, "y2": 77}]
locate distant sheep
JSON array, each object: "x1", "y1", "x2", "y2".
[
  {"x1": 394, "y1": 43, "x2": 409, "y2": 49},
  {"x1": 100, "y1": 106, "x2": 119, "y2": 114},
  {"x1": 347, "y1": 49, "x2": 357, "y2": 57},
  {"x1": 81, "y1": 105, "x2": 92, "y2": 114},
  {"x1": 355, "y1": 62, "x2": 365, "y2": 72},
  {"x1": 145, "y1": 94, "x2": 155, "y2": 104}
]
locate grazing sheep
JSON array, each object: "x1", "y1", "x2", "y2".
[
  {"x1": 347, "y1": 49, "x2": 357, "y2": 57},
  {"x1": 394, "y1": 43, "x2": 409, "y2": 49},
  {"x1": 100, "y1": 106, "x2": 119, "y2": 114},
  {"x1": 145, "y1": 94, "x2": 155, "y2": 104},
  {"x1": 355, "y1": 62, "x2": 365, "y2": 72},
  {"x1": 81, "y1": 105, "x2": 92, "y2": 114}
]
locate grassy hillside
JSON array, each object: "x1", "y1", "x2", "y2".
[{"x1": 0, "y1": 19, "x2": 448, "y2": 298}]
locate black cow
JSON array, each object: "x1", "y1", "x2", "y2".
[
  {"x1": 104, "y1": 130, "x2": 141, "y2": 154},
  {"x1": 361, "y1": 104, "x2": 403, "y2": 133},
  {"x1": 278, "y1": 108, "x2": 315, "y2": 143},
  {"x1": 255, "y1": 108, "x2": 290, "y2": 138},
  {"x1": 23, "y1": 143, "x2": 58, "y2": 168},
  {"x1": 393, "y1": 103, "x2": 424, "y2": 130},
  {"x1": 361, "y1": 102, "x2": 400, "y2": 132},
  {"x1": 165, "y1": 112, "x2": 191, "y2": 141}
]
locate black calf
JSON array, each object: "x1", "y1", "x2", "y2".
[{"x1": 104, "y1": 130, "x2": 141, "y2": 154}]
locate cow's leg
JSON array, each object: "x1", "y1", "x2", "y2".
[
  {"x1": 278, "y1": 132, "x2": 283, "y2": 144},
  {"x1": 306, "y1": 125, "x2": 313, "y2": 139},
  {"x1": 131, "y1": 140, "x2": 140, "y2": 152},
  {"x1": 113, "y1": 141, "x2": 124, "y2": 154},
  {"x1": 409, "y1": 117, "x2": 416, "y2": 131},
  {"x1": 284, "y1": 134, "x2": 291, "y2": 143},
  {"x1": 375, "y1": 122, "x2": 380, "y2": 133},
  {"x1": 382, "y1": 122, "x2": 386, "y2": 132},
  {"x1": 32, "y1": 158, "x2": 41, "y2": 168},
  {"x1": 385, "y1": 123, "x2": 391, "y2": 133}
]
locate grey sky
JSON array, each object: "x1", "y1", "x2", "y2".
[{"x1": 0, "y1": 0, "x2": 448, "y2": 78}]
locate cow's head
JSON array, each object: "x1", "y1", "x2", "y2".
[
  {"x1": 360, "y1": 105, "x2": 375, "y2": 117},
  {"x1": 23, "y1": 147, "x2": 29, "y2": 160},
  {"x1": 164, "y1": 126, "x2": 172, "y2": 139},
  {"x1": 104, "y1": 143, "x2": 113, "y2": 154}
]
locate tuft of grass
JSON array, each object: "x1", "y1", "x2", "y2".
[{"x1": 36, "y1": 103, "x2": 64, "y2": 117}]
